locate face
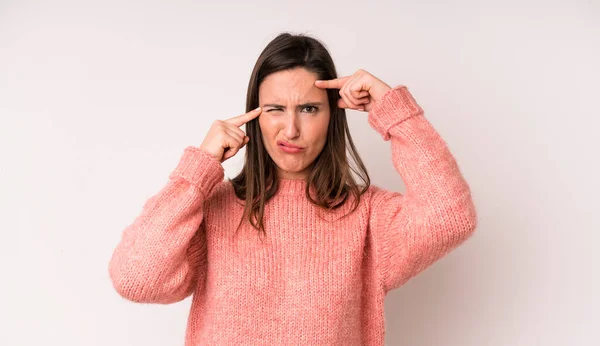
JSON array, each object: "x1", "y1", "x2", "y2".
[{"x1": 258, "y1": 67, "x2": 330, "y2": 180}]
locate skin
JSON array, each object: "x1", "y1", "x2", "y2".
[
  {"x1": 199, "y1": 68, "x2": 393, "y2": 177},
  {"x1": 258, "y1": 67, "x2": 331, "y2": 180},
  {"x1": 258, "y1": 67, "x2": 393, "y2": 180}
]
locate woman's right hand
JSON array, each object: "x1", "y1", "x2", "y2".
[{"x1": 199, "y1": 107, "x2": 262, "y2": 163}]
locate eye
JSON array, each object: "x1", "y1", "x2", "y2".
[
  {"x1": 302, "y1": 106, "x2": 319, "y2": 113},
  {"x1": 266, "y1": 108, "x2": 283, "y2": 113}
]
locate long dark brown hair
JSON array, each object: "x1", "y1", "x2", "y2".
[{"x1": 230, "y1": 32, "x2": 370, "y2": 236}]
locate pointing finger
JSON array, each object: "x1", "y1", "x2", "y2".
[
  {"x1": 314, "y1": 76, "x2": 350, "y2": 89},
  {"x1": 225, "y1": 107, "x2": 262, "y2": 127}
]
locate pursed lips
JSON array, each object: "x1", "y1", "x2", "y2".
[{"x1": 277, "y1": 140, "x2": 304, "y2": 149}]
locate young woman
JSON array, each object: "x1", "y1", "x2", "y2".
[{"x1": 109, "y1": 32, "x2": 478, "y2": 345}]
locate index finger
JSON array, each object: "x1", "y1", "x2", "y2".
[
  {"x1": 314, "y1": 76, "x2": 350, "y2": 89},
  {"x1": 225, "y1": 107, "x2": 262, "y2": 127}
]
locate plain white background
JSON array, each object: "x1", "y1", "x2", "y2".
[{"x1": 1, "y1": 0, "x2": 598, "y2": 345}]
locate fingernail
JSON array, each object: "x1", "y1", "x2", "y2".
[{"x1": 254, "y1": 106, "x2": 261, "y2": 111}]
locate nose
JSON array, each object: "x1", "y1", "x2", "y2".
[{"x1": 282, "y1": 112, "x2": 300, "y2": 139}]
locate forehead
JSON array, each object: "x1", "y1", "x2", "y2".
[{"x1": 259, "y1": 68, "x2": 326, "y2": 102}]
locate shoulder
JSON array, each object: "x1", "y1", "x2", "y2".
[
  {"x1": 334, "y1": 184, "x2": 394, "y2": 213},
  {"x1": 364, "y1": 184, "x2": 404, "y2": 208},
  {"x1": 204, "y1": 179, "x2": 242, "y2": 209},
  {"x1": 363, "y1": 183, "x2": 394, "y2": 198}
]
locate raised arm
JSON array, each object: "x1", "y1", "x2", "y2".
[
  {"x1": 108, "y1": 147, "x2": 224, "y2": 303},
  {"x1": 367, "y1": 85, "x2": 478, "y2": 292}
]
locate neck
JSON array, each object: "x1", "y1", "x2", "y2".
[{"x1": 276, "y1": 177, "x2": 313, "y2": 196}]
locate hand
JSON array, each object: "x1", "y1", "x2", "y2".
[
  {"x1": 314, "y1": 69, "x2": 394, "y2": 113},
  {"x1": 199, "y1": 107, "x2": 262, "y2": 163}
]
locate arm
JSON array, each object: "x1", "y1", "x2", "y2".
[
  {"x1": 108, "y1": 146, "x2": 224, "y2": 303},
  {"x1": 367, "y1": 85, "x2": 478, "y2": 292}
]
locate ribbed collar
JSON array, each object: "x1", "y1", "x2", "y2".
[{"x1": 276, "y1": 178, "x2": 316, "y2": 197}]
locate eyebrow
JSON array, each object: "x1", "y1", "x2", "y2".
[{"x1": 262, "y1": 102, "x2": 323, "y2": 108}]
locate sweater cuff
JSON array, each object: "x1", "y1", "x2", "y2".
[
  {"x1": 168, "y1": 146, "x2": 225, "y2": 198},
  {"x1": 367, "y1": 85, "x2": 424, "y2": 141}
]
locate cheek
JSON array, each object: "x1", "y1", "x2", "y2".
[
  {"x1": 258, "y1": 117, "x2": 278, "y2": 150},
  {"x1": 258, "y1": 117, "x2": 269, "y2": 138},
  {"x1": 259, "y1": 116, "x2": 278, "y2": 135},
  {"x1": 310, "y1": 116, "x2": 330, "y2": 145}
]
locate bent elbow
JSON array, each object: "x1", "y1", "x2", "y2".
[
  {"x1": 109, "y1": 262, "x2": 154, "y2": 303},
  {"x1": 453, "y1": 200, "x2": 478, "y2": 244},
  {"x1": 434, "y1": 198, "x2": 478, "y2": 248},
  {"x1": 108, "y1": 258, "x2": 194, "y2": 304}
]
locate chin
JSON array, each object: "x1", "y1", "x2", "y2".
[
  {"x1": 273, "y1": 162, "x2": 308, "y2": 176},
  {"x1": 276, "y1": 166, "x2": 304, "y2": 175}
]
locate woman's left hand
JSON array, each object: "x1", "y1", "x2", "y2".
[{"x1": 314, "y1": 69, "x2": 394, "y2": 112}]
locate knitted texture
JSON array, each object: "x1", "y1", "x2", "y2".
[{"x1": 109, "y1": 85, "x2": 478, "y2": 345}]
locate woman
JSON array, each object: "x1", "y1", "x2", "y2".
[{"x1": 109, "y1": 32, "x2": 477, "y2": 345}]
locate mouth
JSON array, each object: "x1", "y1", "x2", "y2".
[
  {"x1": 277, "y1": 140, "x2": 304, "y2": 149},
  {"x1": 277, "y1": 140, "x2": 305, "y2": 153}
]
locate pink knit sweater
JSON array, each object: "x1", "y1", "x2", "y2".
[{"x1": 109, "y1": 85, "x2": 477, "y2": 345}]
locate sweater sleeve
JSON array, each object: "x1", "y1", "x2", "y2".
[
  {"x1": 108, "y1": 146, "x2": 225, "y2": 303},
  {"x1": 367, "y1": 85, "x2": 478, "y2": 293}
]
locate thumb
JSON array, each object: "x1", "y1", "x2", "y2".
[
  {"x1": 222, "y1": 137, "x2": 248, "y2": 162},
  {"x1": 222, "y1": 147, "x2": 239, "y2": 162}
]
